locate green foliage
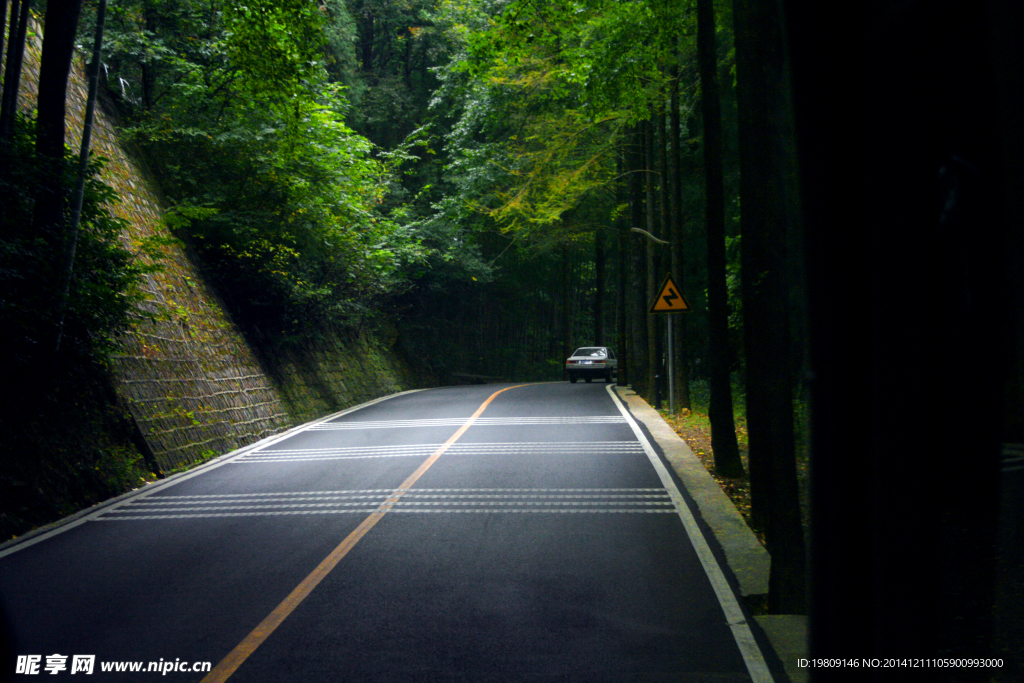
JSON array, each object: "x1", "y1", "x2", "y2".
[
  {"x1": 0, "y1": 113, "x2": 158, "y2": 365},
  {"x1": 0, "y1": 114, "x2": 159, "y2": 541},
  {"x1": 421, "y1": 0, "x2": 695, "y2": 251},
  {"x1": 96, "y1": 0, "x2": 425, "y2": 342},
  {"x1": 339, "y1": 0, "x2": 443, "y2": 149},
  {"x1": 222, "y1": 0, "x2": 326, "y2": 111}
]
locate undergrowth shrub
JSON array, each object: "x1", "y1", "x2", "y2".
[{"x1": 0, "y1": 114, "x2": 160, "y2": 541}]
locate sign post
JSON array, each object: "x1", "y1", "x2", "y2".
[{"x1": 649, "y1": 274, "x2": 690, "y2": 414}]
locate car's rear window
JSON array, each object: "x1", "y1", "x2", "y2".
[{"x1": 573, "y1": 348, "x2": 606, "y2": 357}]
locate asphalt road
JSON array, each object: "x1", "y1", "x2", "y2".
[{"x1": 0, "y1": 382, "x2": 770, "y2": 682}]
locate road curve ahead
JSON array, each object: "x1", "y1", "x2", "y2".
[{"x1": 0, "y1": 382, "x2": 770, "y2": 682}]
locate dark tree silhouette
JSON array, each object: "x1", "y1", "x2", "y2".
[
  {"x1": 696, "y1": 0, "x2": 743, "y2": 479},
  {"x1": 733, "y1": 0, "x2": 806, "y2": 613}
]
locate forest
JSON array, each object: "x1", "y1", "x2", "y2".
[{"x1": 1, "y1": 0, "x2": 1021, "y2": 677}]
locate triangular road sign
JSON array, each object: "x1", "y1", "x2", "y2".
[{"x1": 650, "y1": 274, "x2": 690, "y2": 313}]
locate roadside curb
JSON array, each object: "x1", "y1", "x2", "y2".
[
  {"x1": 0, "y1": 388, "x2": 426, "y2": 559},
  {"x1": 614, "y1": 386, "x2": 808, "y2": 683}
]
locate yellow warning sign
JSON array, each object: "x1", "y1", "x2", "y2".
[{"x1": 650, "y1": 274, "x2": 691, "y2": 313}]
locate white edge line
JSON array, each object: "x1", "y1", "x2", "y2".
[
  {"x1": 605, "y1": 384, "x2": 774, "y2": 683},
  {"x1": 0, "y1": 388, "x2": 427, "y2": 560}
]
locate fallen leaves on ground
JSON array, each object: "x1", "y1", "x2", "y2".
[{"x1": 660, "y1": 409, "x2": 767, "y2": 548}]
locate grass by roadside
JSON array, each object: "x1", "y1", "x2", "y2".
[{"x1": 656, "y1": 379, "x2": 810, "y2": 555}]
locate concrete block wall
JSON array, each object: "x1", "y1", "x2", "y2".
[{"x1": 269, "y1": 335, "x2": 418, "y2": 425}]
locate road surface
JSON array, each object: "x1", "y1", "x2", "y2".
[{"x1": 0, "y1": 382, "x2": 772, "y2": 682}]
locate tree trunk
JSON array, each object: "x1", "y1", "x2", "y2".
[
  {"x1": 697, "y1": 0, "x2": 743, "y2": 477},
  {"x1": 617, "y1": 150, "x2": 629, "y2": 386},
  {"x1": 656, "y1": 109, "x2": 671, "y2": 406},
  {"x1": 0, "y1": 0, "x2": 30, "y2": 141},
  {"x1": 644, "y1": 120, "x2": 658, "y2": 397},
  {"x1": 657, "y1": 107, "x2": 670, "y2": 270},
  {"x1": 35, "y1": 0, "x2": 82, "y2": 161},
  {"x1": 360, "y1": 9, "x2": 374, "y2": 75},
  {"x1": 55, "y1": 0, "x2": 108, "y2": 353},
  {"x1": 34, "y1": 0, "x2": 84, "y2": 241},
  {"x1": 786, "y1": 0, "x2": 1009, "y2": 663},
  {"x1": 629, "y1": 125, "x2": 648, "y2": 396},
  {"x1": 733, "y1": 0, "x2": 806, "y2": 613},
  {"x1": 669, "y1": 52, "x2": 691, "y2": 410},
  {"x1": 0, "y1": 0, "x2": 8, "y2": 74},
  {"x1": 561, "y1": 243, "x2": 571, "y2": 360},
  {"x1": 595, "y1": 229, "x2": 605, "y2": 345}
]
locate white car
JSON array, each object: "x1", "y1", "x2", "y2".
[{"x1": 565, "y1": 347, "x2": 617, "y2": 384}]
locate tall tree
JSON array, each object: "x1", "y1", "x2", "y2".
[
  {"x1": 732, "y1": 0, "x2": 806, "y2": 613},
  {"x1": 787, "y1": 0, "x2": 1009, "y2": 666},
  {"x1": 668, "y1": 48, "x2": 691, "y2": 411},
  {"x1": 696, "y1": 0, "x2": 742, "y2": 477},
  {"x1": 34, "y1": 0, "x2": 85, "y2": 254},
  {"x1": 644, "y1": 119, "x2": 658, "y2": 396},
  {"x1": 0, "y1": 0, "x2": 7, "y2": 71},
  {"x1": 594, "y1": 229, "x2": 606, "y2": 345},
  {"x1": 617, "y1": 154, "x2": 630, "y2": 386},
  {"x1": 35, "y1": 0, "x2": 82, "y2": 162},
  {"x1": 0, "y1": 0, "x2": 31, "y2": 141},
  {"x1": 55, "y1": 0, "x2": 109, "y2": 352},
  {"x1": 629, "y1": 125, "x2": 650, "y2": 397},
  {"x1": 561, "y1": 242, "x2": 572, "y2": 358}
]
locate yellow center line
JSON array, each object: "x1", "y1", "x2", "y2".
[{"x1": 201, "y1": 384, "x2": 529, "y2": 683}]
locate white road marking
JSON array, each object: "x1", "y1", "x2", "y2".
[
  {"x1": 117, "y1": 493, "x2": 673, "y2": 503},
  {"x1": 0, "y1": 389, "x2": 426, "y2": 560},
  {"x1": 605, "y1": 384, "x2": 774, "y2": 683},
  {"x1": 108, "y1": 501, "x2": 675, "y2": 511},
  {"x1": 310, "y1": 416, "x2": 627, "y2": 430},
  {"x1": 234, "y1": 441, "x2": 646, "y2": 463},
  {"x1": 95, "y1": 510, "x2": 679, "y2": 519},
  {"x1": 144, "y1": 487, "x2": 669, "y2": 497},
  {"x1": 93, "y1": 488, "x2": 676, "y2": 519}
]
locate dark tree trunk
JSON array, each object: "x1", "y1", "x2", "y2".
[
  {"x1": 697, "y1": 0, "x2": 743, "y2": 478},
  {"x1": 733, "y1": 0, "x2": 806, "y2": 613},
  {"x1": 594, "y1": 229, "x2": 605, "y2": 345},
  {"x1": 786, "y1": 0, "x2": 1008, "y2": 666},
  {"x1": 656, "y1": 108, "x2": 671, "y2": 407},
  {"x1": 561, "y1": 243, "x2": 571, "y2": 359},
  {"x1": 657, "y1": 107, "x2": 670, "y2": 270},
  {"x1": 644, "y1": 120, "x2": 658, "y2": 396},
  {"x1": 629, "y1": 125, "x2": 649, "y2": 397},
  {"x1": 669, "y1": 53, "x2": 691, "y2": 410},
  {"x1": 359, "y1": 9, "x2": 374, "y2": 76},
  {"x1": 0, "y1": 0, "x2": 8, "y2": 73},
  {"x1": 35, "y1": 0, "x2": 82, "y2": 162},
  {"x1": 140, "y1": 5, "x2": 157, "y2": 110},
  {"x1": 0, "y1": 0, "x2": 30, "y2": 141},
  {"x1": 616, "y1": 150, "x2": 629, "y2": 386},
  {"x1": 140, "y1": 62, "x2": 153, "y2": 110},
  {"x1": 34, "y1": 0, "x2": 85, "y2": 244},
  {"x1": 55, "y1": 0, "x2": 108, "y2": 352}
]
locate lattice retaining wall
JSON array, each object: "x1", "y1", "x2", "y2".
[{"x1": 14, "y1": 16, "x2": 418, "y2": 472}]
